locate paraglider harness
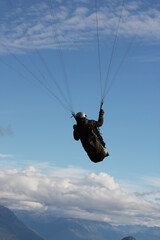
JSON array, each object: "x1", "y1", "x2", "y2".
[
  {"x1": 86, "y1": 124, "x2": 108, "y2": 163},
  {"x1": 91, "y1": 126, "x2": 106, "y2": 148}
]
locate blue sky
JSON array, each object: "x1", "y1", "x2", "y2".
[{"x1": 0, "y1": 0, "x2": 160, "y2": 226}]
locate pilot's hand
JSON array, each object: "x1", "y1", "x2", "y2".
[{"x1": 100, "y1": 109, "x2": 104, "y2": 115}]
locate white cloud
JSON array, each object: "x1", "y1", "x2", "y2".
[
  {"x1": 0, "y1": 154, "x2": 13, "y2": 159},
  {"x1": 0, "y1": 0, "x2": 160, "y2": 54},
  {"x1": 143, "y1": 176, "x2": 160, "y2": 188},
  {"x1": 0, "y1": 166, "x2": 160, "y2": 226},
  {"x1": 48, "y1": 165, "x2": 89, "y2": 178}
]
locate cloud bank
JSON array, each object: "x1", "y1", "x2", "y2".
[
  {"x1": 0, "y1": 0, "x2": 160, "y2": 53},
  {"x1": 0, "y1": 166, "x2": 160, "y2": 227}
]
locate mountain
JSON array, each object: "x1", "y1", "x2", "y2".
[
  {"x1": 119, "y1": 225, "x2": 160, "y2": 240},
  {"x1": 0, "y1": 205, "x2": 44, "y2": 240},
  {"x1": 13, "y1": 211, "x2": 123, "y2": 240},
  {"x1": 121, "y1": 237, "x2": 136, "y2": 240},
  {"x1": 14, "y1": 210, "x2": 160, "y2": 240}
]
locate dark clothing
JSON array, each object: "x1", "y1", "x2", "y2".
[{"x1": 73, "y1": 110, "x2": 109, "y2": 163}]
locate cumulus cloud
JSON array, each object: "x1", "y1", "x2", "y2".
[
  {"x1": 0, "y1": 166, "x2": 160, "y2": 226},
  {"x1": 0, "y1": 0, "x2": 160, "y2": 54}
]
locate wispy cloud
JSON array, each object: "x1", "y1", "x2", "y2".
[
  {"x1": 143, "y1": 176, "x2": 160, "y2": 188},
  {"x1": 0, "y1": 126, "x2": 13, "y2": 137},
  {"x1": 0, "y1": 0, "x2": 160, "y2": 54},
  {"x1": 0, "y1": 166, "x2": 160, "y2": 226},
  {"x1": 0, "y1": 154, "x2": 13, "y2": 159}
]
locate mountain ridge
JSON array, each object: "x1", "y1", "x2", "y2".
[
  {"x1": 0, "y1": 205, "x2": 160, "y2": 240},
  {"x1": 14, "y1": 209, "x2": 160, "y2": 240},
  {"x1": 0, "y1": 205, "x2": 44, "y2": 240}
]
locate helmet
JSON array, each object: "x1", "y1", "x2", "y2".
[{"x1": 75, "y1": 112, "x2": 87, "y2": 119}]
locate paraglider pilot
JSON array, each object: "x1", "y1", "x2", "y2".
[{"x1": 73, "y1": 107, "x2": 109, "y2": 163}]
